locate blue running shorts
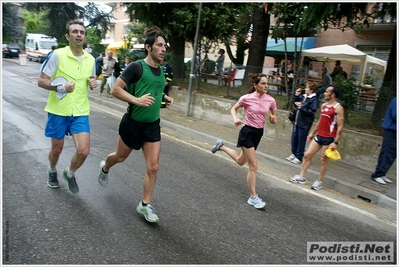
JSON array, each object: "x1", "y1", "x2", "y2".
[{"x1": 45, "y1": 113, "x2": 90, "y2": 140}]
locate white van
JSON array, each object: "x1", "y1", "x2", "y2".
[{"x1": 25, "y1": 33, "x2": 58, "y2": 63}]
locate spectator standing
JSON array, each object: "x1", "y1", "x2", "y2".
[
  {"x1": 97, "y1": 26, "x2": 174, "y2": 223},
  {"x1": 216, "y1": 48, "x2": 225, "y2": 85},
  {"x1": 286, "y1": 82, "x2": 319, "y2": 164},
  {"x1": 330, "y1": 60, "x2": 344, "y2": 81},
  {"x1": 317, "y1": 66, "x2": 332, "y2": 96},
  {"x1": 37, "y1": 20, "x2": 97, "y2": 195},
  {"x1": 371, "y1": 97, "x2": 396, "y2": 185},
  {"x1": 290, "y1": 85, "x2": 344, "y2": 190},
  {"x1": 85, "y1": 44, "x2": 92, "y2": 54},
  {"x1": 113, "y1": 56, "x2": 122, "y2": 78},
  {"x1": 121, "y1": 56, "x2": 131, "y2": 72},
  {"x1": 211, "y1": 73, "x2": 277, "y2": 209},
  {"x1": 308, "y1": 62, "x2": 319, "y2": 78},
  {"x1": 95, "y1": 52, "x2": 104, "y2": 79},
  {"x1": 160, "y1": 58, "x2": 173, "y2": 108},
  {"x1": 100, "y1": 50, "x2": 116, "y2": 97},
  {"x1": 202, "y1": 54, "x2": 211, "y2": 82}
]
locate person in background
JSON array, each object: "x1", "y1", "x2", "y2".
[
  {"x1": 308, "y1": 62, "x2": 319, "y2": 78},
  {"x1": 286, "y1": 82, "x2": 319, "y2": 164},
  {"x1": 371, "y1": 97, "x2": 396, "y2": 185},
  {"x1": 330, "y1": 60, "x2": 344, "y2": 81},
  {"x1": 202, "y1": 54, "x2": 211, "y2": 82},
  {"x1": 100, "y1": 50, "x2": 116, "y2": 97},
  {"x1": 216, "y1": 48, "x2": 225, "y2": 85},
  {"x1": 113, "y1": 56, "x2": 122, "y2": 79},
  {"x1": 121, "y1": 56, "x2": 131, "y2": 72},
  {"x1": 37, "y1": 20, "x2": 97, "y2": 195},
  {"x1": 160, "y1": 58, "x2": 173, "y2": 108},
  {"x1": 290, "y1": 85, "x2": 344, "y2": 191},
  {"x1": 97, "y1": 26, "x2": 174, "y2": 223},
  {"x1": 85, "y1": 44, "x2": 92, "y2": 54},
  {"x1": 211, "y1": 73, "x2": 277, "y2": 210},
  {"x1": 317, "y1": 66, "x2": 332, "y2": 97},
  {"x1": 95, "y1": 52, "x2": 104, "y2": 79}
]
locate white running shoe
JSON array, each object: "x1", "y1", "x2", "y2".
[
  {"x1": 247, "y1": 194, "x2": 266, "y2": 209},
  {"x1": 286, "y1": 154, "x2": 296, "y2": 161},
  {"x1": 381, "y1": 176, "x2": 392, "y2": 183},
  {"x1": 290, "y1": 174, "x2": 306, "y2": 184},
  {"x1": 291, "y1": 158, "x2": 301, "y2": 164},
  {"x1": 311, "y1": 180, "x2": 322, "y2": 190},
  {"x1": 137, "y1": 201, "x2": 159, "y2": 223},
  {"x1": 373, "y1": 177, "x2": 387, "y2": 185}
]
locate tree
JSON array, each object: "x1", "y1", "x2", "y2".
[
  {"x1": 124, "y1": 3, "x2": 253, "y2": 78},
  {"x1": 23, "y1": 2, "x2": 113, "y2": 44},
  {"x1": 2, "y1": 3, "x2": 24, "y2": 42},
  {"x1": 270, "y1": 3, "x2": 396, "y2": 123},
  {"x1": 241, "y1": 3, "x2": 270, "y2": 91}
]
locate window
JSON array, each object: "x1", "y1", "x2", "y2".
[{"x1": 123, "y1": 24, "x2": 129, "y2": 36}]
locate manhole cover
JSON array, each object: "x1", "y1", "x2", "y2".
[{"x1": 359, "y1": 181, "x2": 386, "y2": 193}]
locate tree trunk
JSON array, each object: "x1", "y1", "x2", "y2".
[
  {"x1": 169, "y1": 34, "x2": 186, "y2": 79},
  {"x1": 372, "y1": 25, "x2": 396, "y2": 126},
  {"x1": 242, "y1": 3, "x2": 270, "y2": 92}
]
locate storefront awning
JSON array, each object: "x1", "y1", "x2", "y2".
[{"x1": 107, "y1": 42, "x2": 127, "y2": 50}]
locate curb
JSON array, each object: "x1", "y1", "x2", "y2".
[{"x1": 88, "y1": 95, "x2": 396, "y2": 211}]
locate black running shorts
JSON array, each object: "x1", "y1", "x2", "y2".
[
  {"x1": 119, "y1": 113, "x2": 161, "y2": 150},
  {"x1": 236, "y1": 125, "x2": 264, "y2": 150}
]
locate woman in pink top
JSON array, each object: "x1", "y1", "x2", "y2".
[{"x1": 211, "y1": 73, "x2": 277, "y2": 209}]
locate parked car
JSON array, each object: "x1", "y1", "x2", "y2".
[{"x1": 2, "y1": 43, "x2": 22, "y2": 58}]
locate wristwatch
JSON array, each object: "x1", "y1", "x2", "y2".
[{"x1": 334, "y1": 141, "x2": 340, "y2": 145}]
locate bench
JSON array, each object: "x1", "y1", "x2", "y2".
[
  {"x1": 357, "y1": 91, "x2": 378, "y2": 110},
  {"x1": 268, "y1": 81, "x2": 285, "y2": 95}
]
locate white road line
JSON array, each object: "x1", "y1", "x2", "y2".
[{"x1": 90, "y1": 108, "x2": 396, "y2": 228}]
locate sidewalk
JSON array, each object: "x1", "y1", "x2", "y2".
[{"x1": 88, "y1": 88, "x2": 396, "y2": 211}]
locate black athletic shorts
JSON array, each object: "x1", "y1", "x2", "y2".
[
  {"x1": 314, "y1": 135, "x2": 334, "y2": 146},
  {"x1": 119, "y1": 113, "x2": 161, "y2": 150},
  {"x1": 236, "y1": 125, "x2": 264, "y2": 150}
]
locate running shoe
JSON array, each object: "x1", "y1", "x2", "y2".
[
  {"x1": 211, "y1": 139, "x2": 224, "y2": 154},
  {"x1": 98, "y1": 160, "x2": 108, "y2": 187},
  {"x1": 290, "y1": 174, "x2": 306, "y2": 184},
  {"x1": 136, "y1": 201, "x2": 159, "y2": 223},
  {"x1": 372, "y1": 177, "x2": 386, "y2": 185},
  {"x1": 286, "y1": 154, "x2": 296, "y2": 161},
  {"x1": 62, "y1": 167, "x2": 79, "y2": 195},
  {"x1": 47, "y1": 170, "x2": 59, "y2": 189},
  {"x1": 311, "y1": 180, "x2": 322, "y2": 190},
  {"x1": 381, "y1": 176, "x2": 392, "y2": 183},
  {"x1": 291, "y1": 158, "x2": 301, "y2": 164},
  {"x1": 247, "y1": 194, "x2": 266, "y2": 209}
]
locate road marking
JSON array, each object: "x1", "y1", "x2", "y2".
[
  {"x1": 91, "y1": 107, "x2": 396, "y2": 228},
  {"x1": 162, "y1": 132, "x2": 396, "y2": 228}
]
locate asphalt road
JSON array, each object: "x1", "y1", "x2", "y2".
[{"x1": 2, "y1": 60, "x2": 396, "y2": 265}]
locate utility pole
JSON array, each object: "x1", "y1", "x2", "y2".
[{"x1": 186, "y1": 3, "x2": 202, "y2": 117}]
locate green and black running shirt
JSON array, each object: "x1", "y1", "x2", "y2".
[{"x1": 119, "y1": 59, "x2": 165, "y2": 123}]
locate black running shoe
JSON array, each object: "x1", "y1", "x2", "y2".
[
  {"x1": 47, "y1": 170, "x2": 59, "y2": 189},
  {"x1": 62, "y1": 167, "x2": 79, "y2": 195}
]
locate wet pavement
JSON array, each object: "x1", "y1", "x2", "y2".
[{"x1": 88, "y1": 87, "x2": 396, "y2": 211}]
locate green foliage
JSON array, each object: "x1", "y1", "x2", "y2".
[
  {"x1": 3, "y1": 3, "x2": 25, "y2": 41},
  {"x1": 127, "y1": 23, "x2": 146, "y2": 44},
  {"x1": 116, "y1": 48, "x2": 146, "y2": 63},
  {"x1": 363, "y1": 73, "x2": 375, "y2": 86},
  {"x1": 23, "y1": 3, "x2": 113, "y2": 43},
  {"x1": 334, "y1": 75, "x2": 358, "y2": 122},
  {"x1": 85, "y1": 27, "x2": 104, "y2": 56}
]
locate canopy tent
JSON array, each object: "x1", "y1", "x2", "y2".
[
  {"x1": 265, "y1": 43, "x2": 305, "y2": 57},
  {"x1": 300, "y1": 44, "x2": 387, "y2": 84}
]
